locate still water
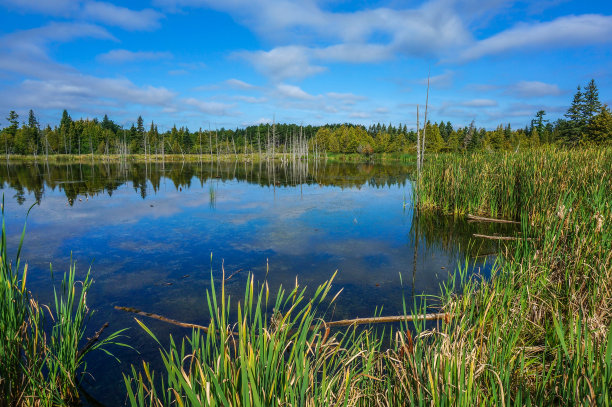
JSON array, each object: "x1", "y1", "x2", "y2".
[{"x1": 0, "y1": 160, "x2": 512, "y2": 405}]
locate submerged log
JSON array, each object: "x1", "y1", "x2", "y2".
[
  {"x1": 473, "y1": 233, "x2": 532, "y2": 241},
  {"x1": 467, "y1": 214, "x2": 519, "y2": 224},
  {"x1": 115, "y1": 305, "x2": 449, "y2": 332},
  {"x1": 322, "y1": 312, "x2": 449, "y2": 328},
  {"x1": 115, "y1": 306, "x2": 210, "y2": 332}
]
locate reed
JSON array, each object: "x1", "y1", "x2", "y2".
[
  {"x1": 123, "y1": 271, "x2": 384, "y2": 406},
  {"x1": 0, "y1": 201, "x2": 126, "y2": 406}
]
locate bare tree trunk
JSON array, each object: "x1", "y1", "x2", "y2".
[{"x1": 421, "y1": 71, "x2": 430, "y2": 170}]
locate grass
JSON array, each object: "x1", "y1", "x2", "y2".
[
  {"x1": 123, "y1": 271, "x2": 383, "y2": 406},
  {"x1": 0, "y1": 201, "x2": 126, "y2": 406}
]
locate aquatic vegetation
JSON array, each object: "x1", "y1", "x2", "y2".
[
  {"x1": 123, "y1": 271, "x2": 384, "y2": 406},
  {"x1": 0, "y1": 203, "x2": 126, "y2": 406}
]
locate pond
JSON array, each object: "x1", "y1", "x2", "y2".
[{"x1": 0, "y1": 159, "x2": 514, "y2": 405}]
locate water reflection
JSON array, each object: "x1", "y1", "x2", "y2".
[
  {"x1": 1, "y1": 160, "x2": 410, "y2": 205},
  {"x1": 0, "y1": 160, "x2": 512, "y2": 406}
]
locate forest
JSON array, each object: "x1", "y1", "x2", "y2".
[{"x1": 1, "y1": 79, "x2": 610, "y2": 158}]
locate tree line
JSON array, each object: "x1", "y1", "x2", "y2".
[{"x1": 1, "y1": 80, "x2": 609, "y2": 158}]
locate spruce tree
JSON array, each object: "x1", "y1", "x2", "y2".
[
  {"x1": 582, "y1": 79, "x2": 601, "y2": 123},
  {"x1": 563, "y1": 86, "x2": 585, "y2": 145}
]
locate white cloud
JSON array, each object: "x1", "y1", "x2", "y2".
[
  {"x1": 237, "y1": 46, "x2": 326, "y2": 81},
  {"x1": 326, "y1": 92, "x2": 367, "y2": 105},
  {"x1": 458, "y1": 14, "x2": 612, "y2": 62},
  {"x1": 313, "y1": 43, "x2": 392, "y2": 63},
  {"x1": 15, "y1": 77, "x2": 176, "y2": 109},
  {"x1": 0, "y1": 1, "x2": 165, "y2": 31},
  {"x1": 0, "y1": 0, "x2": 79, "y2": 15},
  {"x1": 233, "y1": 95, "x2": 267, "y2": 104},
  {"x1": 163, "y1": 0, "x2": 471, "y2": 66},
  {"x1": 508, "y1": 81, "x2": 562, "y2": 98},
  {"x1": 82, "y1": 1, "x2": 164, "y2": 31},
  {"x1": 419, "y1": 70, "x2": 454, "y2": 88},
  {"x1": 275, "y1": 83, "x2": 315, "y2": 100},
  {"x1": 183, "y1": 98, "x2": 237, "y2": 116},
  {"x1": 225, "y1": 78, "x2": 257, "y2": 90},
  {"x1": 460, "y1": 99, "x2": 498, "y2": 107},
  {"x1": 0, "y1": 22, "x2": 176, "y2": 114},
  {"x1": 97, "y1": 49, "x2": 173, "y2": 63}
]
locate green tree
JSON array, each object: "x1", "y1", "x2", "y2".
[
  {"x1": 582, "y1": 79, "x2": 601, "y2": 123},
  {"x1": 584, "y1": 104, "x2": 612, "y2": 144},
  {"x1": 2, "y1": 111, "x2": 19, "y2": 156},
  {"x1": 59, "y1": 110, "x2": 72, "y2": 154},
  {"x1": 562, "y1": 86, "x2": 585, "y2": 145}
]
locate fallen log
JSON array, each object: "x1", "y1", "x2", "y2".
[
  {"x1": 473, "y1": 233, "x2": 532, "y2": 241},
  {"x1": 467, "y1": 214, "x2": 519, "y2": 224},
  {"x1": 322, "y1": 312, "x2": 449, "y2": 328},
  {"x1": 115, "y1": 305, "x2": 449, "y2": 333},
  {"x1": 115, "y1": 306, "x2": 210, "y2": 332}
]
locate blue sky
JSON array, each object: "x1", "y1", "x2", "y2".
[{"x1": 0, "y1": 0, "x2": 610, "y2": 131}]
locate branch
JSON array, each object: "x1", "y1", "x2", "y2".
[
  {"x1": 77, "y1": 322, "x2": 109, "y2": 359},
  {"x1": 467, "y1": 214, "x2": 519, "y2": 224},
  {"x1": 473, "y1": 233, "x2": 532, "y2": 241}
]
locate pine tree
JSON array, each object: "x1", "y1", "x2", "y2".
[
  {"x1": 582, "y1": 79, "x2": 601, "y2": 123},
  {"x1": 563, "y1": 86, "x2": 585, "y2": 145}
]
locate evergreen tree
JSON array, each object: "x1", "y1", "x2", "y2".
[
  {"x1": 582, "y1": 79, "x2": 601, "y2": 123},
  {"x1": 585, "y1": 104, "x2": 612, "y2": 144},
  {"x1": 563, "y1": 86, "x2": 585, "y2": 145}
]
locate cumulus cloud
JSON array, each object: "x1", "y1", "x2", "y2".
[
  {"x1": 0, "y1": 22, "x2": 176, "y2": 114},
  {"x1": 275, "y1": 83, "x2": 315, "y2": 100},
  {"x1": 0, "y1": 0, "x2": 165, "y2": 31},
  {"x1": 460, "y1": 99, "x2": 498, "y2": 107},
  {"x1": 313, "y1": 43, "x2": 392, "y2": 63},
  {"x1": 419, "y1": 70, "x2": 454, "y2": 88},
  {"x1": 0, "y1": 0, "x2": 79, "y2": 16},
  {"x1": 183, "y1": 98, "x2": 237, "y2": 116},
  {"x1": 82, "y1": 1, "x2": 164, "y2": 31},
  {"x1": 508, "y1": 81, "x2": 562, "y2": 98},
  {"x1": 326, "y1": 92, "x2": 367, "y2": 105},
  {"x1": 233, "y1": 95, "x2": 267, "y2": 104},
  {"x1": 458, "y1": 14, "x2": 612, "y2": 62},
  {"x1": 97, "y1": 49, "x2": 173, "y2": 63},
  {"x1": 237, "y1": 46, "x2": 326, "y2": 81},
  {"x1": 225, "y1": 78, "x2": 257, "y2": 90},
  {"x1": 14, "y1": 78, "x2": 175, "y2": 110}
]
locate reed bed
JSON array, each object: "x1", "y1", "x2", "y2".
[{"x1": 0, "y1": 204, "x2": 125, "y2": 406}]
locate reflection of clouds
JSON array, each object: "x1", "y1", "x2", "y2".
[
  {"x1": 8, "y1": 181, "x2": 212, "y2": 262},
  {"x1": 6, "y1": 169, "x2": 467, "y2": 324}
]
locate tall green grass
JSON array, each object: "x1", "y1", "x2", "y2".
[
  {"x1": 124, "y1": 271, "x2": 383, "y2": 406},
  {"x1": 0, "y1": 202, "x2": 125, "y2": 406}
]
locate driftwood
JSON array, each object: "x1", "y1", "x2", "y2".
[
  {"x1": 77, "y1": 322, "x2": 109, "y2": 359},
  {"x1": 467, "y1": 214, "x2": 519, "y2": 224},
  {"x1": 115, "y1": 306, "x2": 210, "y2": 332},
  {"x1": 115, "y1": 305, "x2": 449, "y2": 333},
  {"x1": 473, "y1": 233, "x2": 532, "y2": 241},
  {"x1": 322, "y1": 312, "x2": 449, "y2": 328}
]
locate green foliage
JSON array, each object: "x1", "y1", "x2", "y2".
[{"x1": 124, "y1": 272, "x2": 381, "y2": 406}]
